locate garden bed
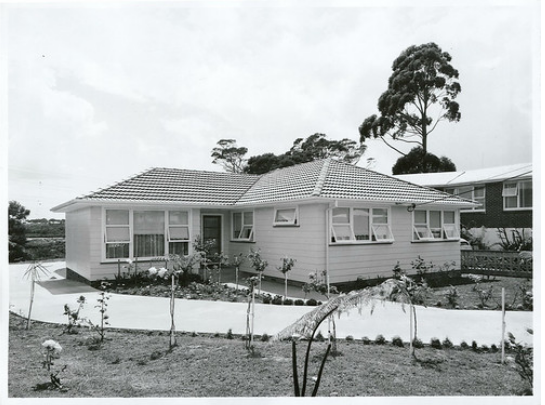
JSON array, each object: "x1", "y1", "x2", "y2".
[{"x1": 8, "y1": 313, "x2": 532, "y2": 397}]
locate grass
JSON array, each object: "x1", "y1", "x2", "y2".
[{"x1": 8, "y1": 313, "x2": 530, "y2": 398}]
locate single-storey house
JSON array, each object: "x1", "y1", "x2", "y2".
[
  {"x1": 394, "y1": 163, "x2": 532, "y2": 248},
  {"x1": 52, "y1": 159, "x2": 476, "y2": 285}
]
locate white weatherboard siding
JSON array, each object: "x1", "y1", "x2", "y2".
[
  {"x1": 229, "y1": 204, "x2": 328, "y2": 284},
  {"x1": 65, "y1": 207, "x2": 92, "y2": 280},
  {"x1": 327, "y1": 205, "x2": 461, "y2": 283}
]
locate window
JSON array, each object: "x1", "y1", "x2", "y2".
[
  {"x1": 134, "y1": 211, "x2": 165, "y2": 257},
  {"x1": 445, "y1": 186, "x2": 485, "y2": 211},
  {"x1": 413, "y1": 210, "x2": 459, "y2": 241},
  {"x1": 330, "y1": 207, "x2": 394, "y2": 243},
  {"x1": 168, "y1": 211, "x2": 190, "y2": 256},
  {"x1": 105, "y1": 210, "x2": 130, "y2": 259},
  {"x1": 274, "y1": 207, "x2": 299, "y2": 226},
  {"x1": 503, "y1": 180, "x2": 532, "y2": 210},
  {"x1": 232, "y1": 211, "x2": 254, "y2": 241},
  {"x1": 103, "y1": 209, "x2": 191, "y2": 260}
]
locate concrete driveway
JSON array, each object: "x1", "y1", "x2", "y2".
[{"x1": 7, "y1": 261, "x2": 534, "y2": 346}]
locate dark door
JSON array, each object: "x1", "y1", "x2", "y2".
[{"x1": 202, "y1": 215, "x2": 222, "y2": 257}]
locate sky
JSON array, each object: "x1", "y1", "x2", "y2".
[{"x1": 1, "y1": 0, "x2": 540, "y2": 220}]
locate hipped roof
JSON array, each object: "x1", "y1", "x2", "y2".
[{"x1": 52, "y1": 159, "x2": 475, "y2": 212}]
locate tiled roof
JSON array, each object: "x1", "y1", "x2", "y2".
[
  {"x1": 394, "y1": 163, "x2": 532, "y2": 187},
  {"x1": 77, "y1": 168, "x2": 259, "y2": 205},
  {"x1": 54, "y1": 160, "x2": 475, "y2": 211}
]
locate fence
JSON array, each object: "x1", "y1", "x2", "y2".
[{"x1": 461, "y1": 250, "x2": 532, "y2": 278}]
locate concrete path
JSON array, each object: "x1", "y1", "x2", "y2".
[{"x1": 8, "y1": 261, "x2": 534, "y2": 346}]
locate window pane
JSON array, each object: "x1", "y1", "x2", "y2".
[
  {"x1": 134, "y1": 234, "x2": 165, "y2": 257},
  {"x1": 520, "y1": 181, "x2": 532, "y2": 208},
  {"x1": 169, "y1": 226, "x2": 189, "y2": 241},
  {"x1": 430, "y1": 211, "x2": 441, "y2": 228},
  {"x1": 414, "y1": 226, "x2": 431, "y2": 240},
  {"x1": 240, "y1": 226, "x2": 253, "y2": 240},
  {"x1": 414, "y1": 210, "x2": 427, "y2": 224},
  {"x1": 332, "y1": 224, "x2": 352, "y2": 241},
  {"x1": 106, "y1": 227, "x2": 130, "y2": 242},
  {"x1": 106, "y1": 243, "x2": 129, "y2": 259},
  {"x1": 474, "y1": 186, "x2": 485, "y2": 198},
  {"x1": 332, "y1": 208, "x2": 350, "y2": 224},
  {"x1": 134, "y1": 211, "x2": 165, "y2": 234},
  {"x1": 275, "y1": 209, "x2": 296, "y2": 223},
  {"x1": 233, "y1": 213, "x2": 242, "y2": 238},
  {"x1": 244, "y1": 212, "x2": 253, "y2": 225},
  {"x1": 502, "y1": 183, "x2": 518, "y2": 197},
  {"x1": 444, "y1": 224, "x2": 459, "y2": 239},
  {"x1": 444, "y1": 211, "x2": 455, "y2": 224},
  {"x1": 169, "y1": 241, "x2": 189, "y2": 256},
  {"x1": 372, "y1": 208, "x2": 388, "y2": 224},
  {"x1": 106, "y1": 210, "x2": 129, "y2": 225},
  {"x1": 372, "y1": 224, "x2": 393, "y2": 241},
  {"x1": 169, "y1": 211, "x2": 188, "y2": 225},
  {"x1": 505, "y1": 196, "x2": 517, "y2": 208},
  {"x1": 353, "y1": 209, "x2": 370, "y2": 240}
]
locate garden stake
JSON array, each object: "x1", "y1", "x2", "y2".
[{"x1": 501, "y1": 287, "x2": 505, "y2": 364}]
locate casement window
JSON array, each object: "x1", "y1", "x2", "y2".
[
  {"x1": 168, "y1": 211, "x2": 190, "y2": 256},
  {"x1": 413, "y1": 210, "x2": 459, "y2": 241},
  {"x1": 503, "y1": 180, "x2": 532, "y2": 210},
  {"x1": 330, "y1": 207, "x2": 394, "y2": 243},
  {"x1": 232, "y1": 211, "x2": 254, "y2": 241},
  {"x1": 445, "y1": 186, "x2": 485, "y2": 212},
  {"x1": 105, "y1": 210, "x2": 130, "y2": 259},
  {"x1": 274, "y1": 207, "x2": 299, "y2": 226},
  {"x1": 103, "y1": 209, "x2": 191, "y2": 260}
]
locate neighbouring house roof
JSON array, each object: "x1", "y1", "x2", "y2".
[
  {"x1": 52, "y1": 159, "x2": 476, "y2": 212},
  {"x1": 393, "y1": 163, "x2": 532, "y2": 188}
]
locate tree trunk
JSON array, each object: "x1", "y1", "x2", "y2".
[
  {"x1": 26, "y1": 280, "x2": 35, "y2": 330},
  {"x1": 284, "y1": 273, "x2": 288, "y2": 300},
  {"x1": 169, "y1": 275, "x2": 176, "y2": 350}
]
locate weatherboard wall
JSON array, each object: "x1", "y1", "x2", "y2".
[{"x1": 65, "y1": 207, "x2": 92, "y2": 280}]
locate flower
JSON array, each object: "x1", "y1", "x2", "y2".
[
  {"x1": 157, "y1": 268, "x2": 168, "y2": 278},
  {"x1": 148, "y1": 267, "x2": 158, "y2": 276},
  {"x1": 42, "y1": 339, "x2": 62, "y2": 353}
]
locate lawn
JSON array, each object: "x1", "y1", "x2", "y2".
[{"x1": 8, "y1": 313, "x2": 532, "y2": 398}]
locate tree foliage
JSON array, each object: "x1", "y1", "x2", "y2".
[
  {"x1": 9, "y1": 201, "x2": 30, "y2": 262},
  {"x1": 359, "y1": 42, "x2": 461, "y2": 170},
  {"x1": 245, "y1": 133, "x2": 366, "y2": 175},
  {"x1": 211, "y1": 139, "x2": 248, "y2": 173},
  {"x1": 392, "y1": 147, "x2": 456, "y2": 175}
]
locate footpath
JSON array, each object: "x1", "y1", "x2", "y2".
[{"x1": 7, "y1": 261, "x2": 534, "y2": 346}]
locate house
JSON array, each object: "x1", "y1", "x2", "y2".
[
  {"x1": 51, "y1": 159, "x2": 476, "y2": 285},
  {"x1": 395, "y1": 163, "x2": 533, "y2": 248}
]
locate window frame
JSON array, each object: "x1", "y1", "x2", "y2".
[
  {"x1": 445, "y1": 186, "x2": 486, "y2": 212},
  {"x1": 503, "y1": 180, "x2": 532, "y2": 211},
  {"x1": 273, "y1": 207, "x2": 299, "y2": 227},
  {"x1": 412, "y1": 209, "x2": 459, "y2": 242},
  {"x1": 231, "y1": 210, "x2": 255, "y2": 242},
  {"x1": 329, "y1": 206, "x2": 394, "y2": 245},
  {"x1": 102, "y1": 208, "x2": 192, "y2": 262}
]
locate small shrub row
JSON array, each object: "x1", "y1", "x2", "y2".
[{"x1": 261, "y1": 295, "x2": 321, "y2": 306}]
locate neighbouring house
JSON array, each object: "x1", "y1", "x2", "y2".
[
  {"x1": 51, "y1": 159, "x2": 476, "y2": 285},
  {"x1": 395, "y1": 163, "x2": 533, "y2": 249}
]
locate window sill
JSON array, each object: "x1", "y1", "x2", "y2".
[
  {"x1": 230, "y1": 240, "x2": 256, "y2": 243},
  {"x1": 411, "y1": 239, "x2": 460, "y2": 243},
  {"x1": 273, "y1": 224, "x2": 300, "y2": 228},
  {"x1": 329, "y1": 240, "x2": 394, "y2": 246},
  {"x1": 503, "y1": 207, "x2": 533, "y2": 212}
]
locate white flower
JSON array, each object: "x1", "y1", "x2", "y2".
[
  {"x1": 148, "y1": 267, "x2": 158, "y2": 276},
  {"x1": 157, "y1": 268, "x2": 168, "y2": 278},
  {"x1": 42, "y1": 339, "x2": 62, "y2": 352}
]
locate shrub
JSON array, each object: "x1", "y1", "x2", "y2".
[
  {"x1": 294, "y1": 299, "x2": 304, "y2": 306},
  {"x1": 480, "y1": 344, "x2": 489, "y2": 352},
  {"x1": 392, "y1": 336, "x2": 404, "y2": 347},
  {"x1": 314, "y1": 331, "x2": 325, "y2": 342},
  {"x1": 374, "y1": 334, "x2": 386, "y2": 345},
  {"x1": 471, "y1": 341, "x2": 479, "y2": 351},
  {"x1": 283, "y1": 298, "x2": 293, "y2": 306},
  {"x1": 442, "y1": 337, "x2": 454, "y2": 349},
  {"x1": 260, "y1": 333, "x2": 270, "y2": 342},
  {"x1": 345, "y1": 335, "x2": 354, "y2": 342},
  {"x1": 490, "y1": 344, "x2": 499, "y2": 352},
  {"x1": 412, "y1": 338, "x2": 424, "y2": 349},
  {"x1": 361, "y1": 336, "x2": 371, "y2": 345},
  {"x1": 226, "y1": 328, "x2": 234, "y2": 339},
  {"x1": 272, "y1": 295, "x2": 283, "y2": 305},
  {"x1": 305, "y1": 298, "x2": 318, "y2": 306},
  {"x1": 460, "y1": 341, "x2": 469, "y2": 350},
  {"x1": 430, "y1": 338, "x2": 442, "y2": 349},
  {"x1": 444, "y1": 285, "x2": 459, "y2": 308},
  {"x1": 262, "y1": 296, "x2": 271, "y2": 304}
]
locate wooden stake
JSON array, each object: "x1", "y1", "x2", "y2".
[{"x1": 501, "y1": 287, "x2": 505, "y2": 364}]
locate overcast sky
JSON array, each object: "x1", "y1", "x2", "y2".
[{"x1": 2, "y1": 0, "x2": 539, "y2": 219}]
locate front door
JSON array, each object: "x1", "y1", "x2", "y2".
[{"x1": 202, "y1": 215, "x2": 222, "y2": 257}]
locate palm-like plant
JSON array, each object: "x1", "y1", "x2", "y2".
[{"x1": 23, "y1": 262, "x2": 50, "y2": 330}]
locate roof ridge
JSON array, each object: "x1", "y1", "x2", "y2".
[{"x1": 311, "y1": 159, "x2": 331, "y2": 197}]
